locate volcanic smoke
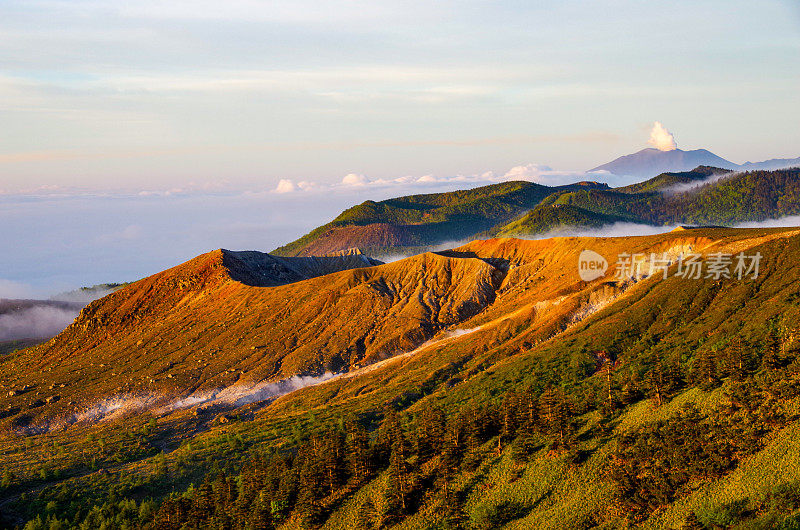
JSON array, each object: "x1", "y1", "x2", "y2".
[{"x1": 648, "y1": 121, "x2": 678, "y2": 151}]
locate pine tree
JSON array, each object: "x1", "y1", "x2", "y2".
[
  {"x1": 267, "y1": 456, "x2": 295, "y2": 523},
  {"x1": 386, "y1": 430, "x2": 414, "y2": 515},
  {"x1": 692, "y1": 349, "x2": 720, "y2": 391},
  {"x1": 355, "y1": 496, "x2": 379, "y2": 529},
  {"x1": 499, "y1": 390, "x2": 520, "y2": 444},
  {"x1": 762, "y1": 326, "x2": 785, "y2": 369},
  {"x1": 415, "y1": 405, "x2": 446, "y2": 462},
  {"x1": 599, "y1": 358, "x2": 618, "y2": 413},
  {"x1": 648, "y1": 359, "x2": 685, "y2": 406},
  {"x1": 724, "y1": 337, "x2": 747, "y2": 381},
  {"x1": 539, "y1": 387, "x2": 573, "y2": 450},
  {"x1": 320, "y1": 429, "x2": 346, "y2": 494},
  {"x1": 440, "y1": 479, "x2": 464, "y2": 529},
  {"x1": 346, "y1": 421, "x2": 372, "y2": 487},
  {"x1": 248, "y1": 492, "x2": 274, "y2": 530},
  {"x1": 439, "y1": 419, "x2": 465, "y2": 485},
  {"x1": 375, "y1": 407, "x2": 401, "y2": 463},
  {"x1": 621, "y1": 370, "x2": 643, "y2": 405},
  {"x1": 295, "y1": 437, "x2": 327, "y2": 527}
]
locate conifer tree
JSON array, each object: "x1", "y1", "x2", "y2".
[
  {"x1": 499, "y1": 390, "x2": 520, "y2": 444},
  {"x1": 692, "y1": 349, "x2": 720, "y2": 390},
  {"x1": 346, "y1": 421, "x2": 372, "y2": 486},
  {"x1": 415, "y1": 405, "x2": 446, "y2": 461},
  {"x1": 762, "y1": 325, "x2": 785, "y2": 369},
  {"x1": 386, "y1": 435, "x2": 414, "y2": 514},
  {"x1": 621, "y1": 370, "x2": 643, "y2": 405},
  {"x1": 355, "y1": 496, "x2": 379, "y2": 529},
  {"x1": 320, "y1": 429, "x2": 346, "y2": 494},
  {"x1": 724, "y1": 337, "x2": 747, "y2": 381},
  {"x1": 539, "y1": 387, "x2": 573, "y2": 449}
]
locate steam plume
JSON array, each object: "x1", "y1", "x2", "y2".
[{"x1": 648, "y1": 121, "x2": 677, "y2": 151}]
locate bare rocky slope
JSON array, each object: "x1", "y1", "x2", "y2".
[{"x1": 2, "y1": 227, "x2": 797, "y2": 434}]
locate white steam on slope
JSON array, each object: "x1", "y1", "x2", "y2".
[
  {"x1": 57, "y1": 372, "x2": 344, "y2": 428},
  {"x1": 214, "y1": 372, "x2": 339, "y2": 407},
  {"x1": 158, "y1": 328, "x2": 484, "y2": 416},
  {"x1": 648, "y1": 121, "x2": 677, "y2": 151},
  {"x1": 0, "y1": 306, "x2": 80, "y2": 341},
  {"x1": 75, "y1": 395, "x2": 153, "y2": 424},
  {"x1": 156, "y1": 373, "x2": 341, "y2": 414}
]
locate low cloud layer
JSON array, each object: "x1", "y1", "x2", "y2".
[
  {"x1": 51, "y1": 286, "x2": 122, "y2": 304},
  {"x1": 0, "y1": 305, "x2": 80, "y2": 341},
  {"x1": 270, "y1": 163, "x2": 619, "y2": 195},
  {"x1": 734, "y1": 216, "x2": 800, "y2": 229},
  {"x1": 661, "y1": 172, "x2": 737, "y2": 196},
  {"x1": 522, "y1": 222, "x2": 676, "y2": 241}
]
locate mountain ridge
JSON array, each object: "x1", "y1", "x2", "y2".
[
  {"x1": 590, "y1": 147, "x2": 800, "y2": 177},
  {"x1": 275, "y1": 167, "x2": 800, "y2": 257},
  {"x1": 590, "y1": 147, "x2": 738, "y2": 177}
]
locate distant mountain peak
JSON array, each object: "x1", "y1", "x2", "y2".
[
  {"x1": 589, "y1": 147, "x2": 738, "y2": 178},
  {"x1": 592, "y1": 147, "x2": 800, "y2": 179}
]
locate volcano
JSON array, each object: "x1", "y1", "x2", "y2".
[{"x1": 589, "y1": 147, "x2": 737, "y2": 178}]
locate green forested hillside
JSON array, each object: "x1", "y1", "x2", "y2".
[
  {"x1": 490, "y1": 204, "x2": 627, "y2": 237},
  {"x1": 494, "y1": 167, "x2": 800, "y2": 237},
  {"x1": 275, "y1": 167, "x2": 800, "y2": 256},
  {"x1": 272, "y1": 181, "x2": 608, "y2": 256},
  {"x1": 614, "y1": 166, "x2": 729, "y2": 194}
]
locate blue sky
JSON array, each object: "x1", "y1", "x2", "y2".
[
  {"x1": 1, "y1": 0, "x2": 799, "y2": 295},
  {"x1": 1, "y1": 0, "x2": 798, "y2": 193}
]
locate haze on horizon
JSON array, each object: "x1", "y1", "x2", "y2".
[
  {"x1": 0, "y1": 0, "x2": 798, "y2": 194},
  {"x1": 1, "y1": 0, "x2": 799, "y2": 299}
]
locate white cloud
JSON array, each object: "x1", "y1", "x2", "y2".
[
  {"x1": 274, "y1": 178, "x2": 297, "y2": 193},
  {"x1": 261, "y1": 162, "x2": 633, "y2": 195},
  {"x1": 500, "y1": 163, "x2": 565, "y2": 185},
  {"x1": 503, "y1": 163, "x2": 554, "y2": 177},
  {"x1": 341, "y1": 173, "x2": 369, "y2": 186}
]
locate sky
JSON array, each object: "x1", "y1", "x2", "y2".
[
  {"x1": 1, "y1": 0, "x2": 799, "y2": 192},
  {"x1": 1, "y1": 0, "x2": 799, "y2": 295}
]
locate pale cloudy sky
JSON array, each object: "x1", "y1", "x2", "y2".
[
  {"x1": 0, "y1": 0, "x2": 798, "y2": 193},
  {"x1": 1, "y1": 0, "x2": 799, "y2": 294}
]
